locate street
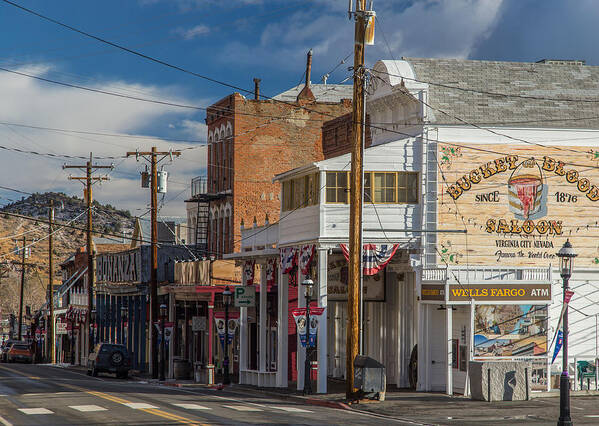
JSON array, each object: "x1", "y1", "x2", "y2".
[{"x1": 0, "y1": 363, "x2": 394, "y2": 425}]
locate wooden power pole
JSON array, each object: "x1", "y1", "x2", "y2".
[
  {"x1": 126, "y1": 147, "x2": 180, "y2": 379},
  {"x1": 48, "y1": 200, "x2": 55, "y2": 363},
  {"x1": 17, "y1": 236, "x2": 28, "y2": 341},
  {"x1": 347, "y1": 0, "x2": 373, "y2": 399},
  {"x1": 64, "y1": 153, "x2": 112, "y2": 356}
]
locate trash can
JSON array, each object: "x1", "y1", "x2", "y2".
[
  {"x1": 173, "y1": 358, "x2": 191, "y2": 379},
  {"x1": 353, "y1": 356, "x2": 386, "y2": 401}
]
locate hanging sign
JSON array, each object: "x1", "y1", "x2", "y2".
[
  {"x1": 227, "y1": 318, "x2": 238, "y2": 344},
  {"x1": 56, "y1": 320, "x2": 67, "y2": 335},
  {"x1": 327, "y1": 255, "x2": 386, "y2": 302},
  {"x1": 215, "y1": 317, "x2": 226, "y2": 349}
]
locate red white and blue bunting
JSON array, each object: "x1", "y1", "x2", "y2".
[
  {"x1": 243, "y1": 260, "x2": 255, "y2": 286},
  {"x1": 339, "y1": 243, "x2": 399, "y2": 276},
  {"x1": 280, "y1": 247, "x2": 297, "y2": 274},
  {"x1": 266, "y1": 258, "x2": 277, "y2": 286},
  {"x1": 299, "y1": 244, "x2": 315, "y2": 275}
]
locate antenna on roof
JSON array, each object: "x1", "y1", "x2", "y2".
[{"x1": 348, "y1": 0, "x2": 354, "y2": 20}]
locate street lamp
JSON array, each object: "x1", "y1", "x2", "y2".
[
  {"x1": 222, "y1": 286, "x2": 232, "y2": 385},
  {"x1": 302, "y1": 276, "x2": 315, "y2": 395},
  {"x1": 556, "y1": 239, "x2": 577, "y2": 426},
  {"x1": 159, "y1": 303, "x2": 167, "y2": 381},
  {"x1": 121, "y1": 304, "x2": 128, "y2": 345},
  {"x1": 90, "y1": 309, "x2": 96, "y2": 346}
]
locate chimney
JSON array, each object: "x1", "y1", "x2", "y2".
[
  {"x1": 305, "y1": 49, "x2": 312, "y2": 88},
  {"x1": 297, "y1": 49, "x2": 316, "y2": 102},
  {"x1": 253, "y1": 78, "x2": 261, "y2": 100}
]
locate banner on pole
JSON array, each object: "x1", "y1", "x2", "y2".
[
  {"x1": 552, "y1": 330, "x2": 564, "y2": 364},
  {"x1": 291, "y1": 307, "x2": 325, "y2": 348}
]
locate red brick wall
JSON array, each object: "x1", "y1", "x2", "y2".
[
  {"x1": 205, "y1": 92, "x2": 351, "y2": 257},
  {"x1": 322, "y1": 112, "x2": 372, "y2": 159}
]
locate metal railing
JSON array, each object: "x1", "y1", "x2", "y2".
[
  {"x1": 191, "y1": 176, "x2": 207, "y2": 198},
  {"x1": 422, "y1": 266, "x2": 551, "y2": 283}
]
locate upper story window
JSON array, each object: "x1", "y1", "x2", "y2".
[
  {"x1": 326, "y1": 171, "x2": 349, "y2": 203},
  {"x1": 327, "y1": 171, "x2": 419, "y2": 205},
  {"x1": 282, "y1": 173, "x2": 320, "y2": 212}
]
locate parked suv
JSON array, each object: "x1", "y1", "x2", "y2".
[
  {"x1": 87, "y1": 343, "x2": 131, "y2": 379},
  {"x1": 6, "y1": 342, "x2": 33, "y2": 363}
]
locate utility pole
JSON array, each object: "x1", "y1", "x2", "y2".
[
  {"x1": 347, "y1": 0, "x2": 374, "y2": 399},
  {"x1": 126, "y1": 147, "x2": 180, "y2": 379},
  {"x1": 48, "y1": 200, "x2": 55, "y2": 363},
  {"x1": 64, "y1": 153, "x2": 112, "y2": 357},
  {"x1": 14, "y1": 236, "x2": 33, "y2": 341}
]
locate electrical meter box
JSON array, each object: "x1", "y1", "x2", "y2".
[{"x1": 157, "y1": 170, "x2": 168, "y2": 193}]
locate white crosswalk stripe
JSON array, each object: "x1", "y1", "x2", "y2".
[
  {"x1": 223, "y1": 404, "x2": 263, "y2": 412},
  {"x1": 69, "y1": 405, "x2": 107, "y2": 412},
  {"x1": 172, "y1": 403, "x2": 211, "y2": 410},
  {"x1": 123, "y1": 403, "x2": 158, "y2": 409},
  {"x1": 271, "y1": 406, "x2": 313, "y2": 413},
  {"x1": 17, "y1": 408, "x2": 53, "y2": 415}
]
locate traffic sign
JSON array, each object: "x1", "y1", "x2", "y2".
[{"x1": 234, "y1": 286, "x2": 255, "y2": 307}]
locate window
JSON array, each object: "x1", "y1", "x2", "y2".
[
  {"x1": 326, "y1": 172, "x2": 349, "y2": 203},
  {"x1": 282, "y1": 180, "x2": 293, "y2": 211},
  {"x1": 293, "y1": 176, "x2": 306, "y2": 209},
  {"x1": 326, "y1": 171, "x2": 419, "y2": 204},
  {"x1": 398, "y1": 172, "x2": 419, "y2": 203},
  {"x1": 373, "y1": 172, "x2": 396, "y2": 203},
  {"x1": 306, "y1": 173, "x2": 319, "y2": 205}
]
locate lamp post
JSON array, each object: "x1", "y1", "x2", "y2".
[
  {"x1": 121, "y1": 304, "x2": 128, "y2": 345},
  {"x1": 556, "y1": 239, "x2": 577, "y2": 426},
  {"x1": 90, "y1": 309, "x2": 96, "y2": 347},
  {"x1": 222, "y1": 286, "x2": 232, "y2": 385},
  {"x1": 302, "y1": 276, "x2": 315, "y2": 395},
  {"x1": 160, "y1": 303, "x2": 167, "y2": 381}
]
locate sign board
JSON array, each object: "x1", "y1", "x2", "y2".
[
  {"x1": 56, "y1": 321, "x2": 67, "y2": 335},
  {"x1": 327, "y1": 255, "x2": 386, "y2": 301},
  {"x1": 448, "y1": 283, "x2": 551, "y2": 302},
  {"x1": 96, "y1": 249, "x2": 141, "y2": 283},
  {"x1": 192, "y1": 316, "x2": 206, "y2": 332},
  {"x1": 438, "y1": 146, "x2": 599, "y2": 266},
  {"x1": 234, "y1": 286, "x2": 256, "y2": 307}
]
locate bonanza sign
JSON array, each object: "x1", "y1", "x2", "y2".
[{"x1": 438, "y1": 144, "x2": 599, "y2": 265}]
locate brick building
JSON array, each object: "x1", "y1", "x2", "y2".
[{"x1": 186, "y1": 53, "x2": 353, "y2": 259}]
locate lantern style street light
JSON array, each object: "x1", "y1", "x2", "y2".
[
  {"x1": 159, "y1": 303, "x2": 167, "y2": 381},
  {"x1": 556, "y1": 239, "x2": 577, "y2": 426},
  {"x1": 222, "y1": 286, "x2": 232, "y2": 385},
  {"x1": 302, "y1": 276, "x2": 315, "y2": 395}
]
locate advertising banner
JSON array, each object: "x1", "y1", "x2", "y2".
[
  {"x1": 438, "y1": 145, "x2": 599, "y2": 265},
  {"x1": 291, "y1": 307, "x2": 325, "y2": 348}
]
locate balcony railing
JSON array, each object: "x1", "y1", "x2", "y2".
[
  {"x1": 422, "y1": 265, "x2": 552, "y2": 283},
  {"x1": 191, "y1": 176, "x2": 207, "y2": 198}
]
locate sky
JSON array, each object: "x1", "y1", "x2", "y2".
[{"x1": 1, "y1": 0, "x2": 598, "y2": 217}]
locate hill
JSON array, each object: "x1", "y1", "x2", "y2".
[{"x1": 0, "y1": 192, "x2": 135, "y2": 319}]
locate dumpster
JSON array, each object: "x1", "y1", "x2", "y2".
[{"x1": 354, "y1": 356, "x2": 386, "y2": 401}]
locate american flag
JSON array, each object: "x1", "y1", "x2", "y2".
[{"x1": 340, "y1": 243, "x2": 399, "y2": 276}]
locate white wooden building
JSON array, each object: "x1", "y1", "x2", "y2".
[{"x1": 227, "y1": 57, "x2": 599, "y2": 394}]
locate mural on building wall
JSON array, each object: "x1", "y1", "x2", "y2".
[
  {"x1": 473, "y1": 304, "x2": 548, "y2": 358},
  {"x1": 438, "y1": 144, "x2": 599, "y2": 265}
]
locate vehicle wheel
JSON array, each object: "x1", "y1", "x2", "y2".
[{"x1": 109, "y1": 351, "x2": 124, "y2": 367}]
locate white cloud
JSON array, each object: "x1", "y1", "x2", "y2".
[
  {"x1": 0, "y1": 64, "x2": 206, "y2": 217},
  {"x1": 180, "y1": 119, "x2": 208, "y2": 138},
  {"x1": 175, "y1": 24, "x2": 210, "y2": 40},
  {"x1": 217, "y1": 0, "x2": 505, "y2": 76}
]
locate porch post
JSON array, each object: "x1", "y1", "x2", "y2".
[
  {"x1": 446, "y1": 304, "x2": 453, "y2": 395},
  {"x1": 240, "y1": 268, "x2": 249, "y2": 375},
  {"x1": 259, "y1": 262, "x2": 267, "y2": 372},
  {"x1": 297, "y1": 261, "x2": 305, "y2": 391},
  {"x1": 276, "y1": 261, "x2": 288, "y2": 387},
  {"x1": 317, "y1": 248, "x2": 328, "y2": 393}
]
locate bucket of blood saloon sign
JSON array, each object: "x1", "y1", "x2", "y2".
[{"x1": 438, "y1": 144, "x2": 599, "y2": 266}]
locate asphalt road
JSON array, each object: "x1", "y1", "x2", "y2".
[{"x1": 0, "y1": 363, "x2": 398, "y2": 425}]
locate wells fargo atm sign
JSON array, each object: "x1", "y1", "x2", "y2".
[{"x1": 438, "y1": 145, "x2": 599, "y2": 265}]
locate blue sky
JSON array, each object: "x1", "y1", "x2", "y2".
[{"x1": 0, "y1": 0, "x2": 598, "y2": 216}]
